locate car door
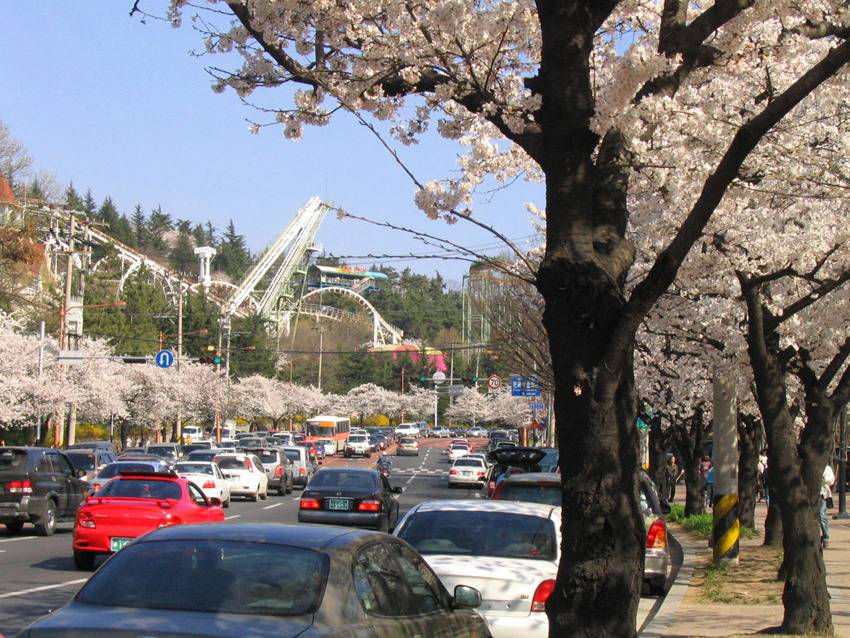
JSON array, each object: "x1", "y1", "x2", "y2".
[
  {"x1": 51, "y1": 452, "x2": 86, "y2": 516},
  {"x1": 32, "y1": 452, "x2": 61, "y2": 511},
  {"x1": 186, "y1": 482, "x2": 219, "y2": 521}
]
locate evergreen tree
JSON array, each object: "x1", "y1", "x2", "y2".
[
  {"x1": 216, "y1": 219, "x2": 251, "y2": 281},
  {"x1": 97, "y1": 197, "x2": 120, "y2": 227},
  {"x1": 170, "y1": 220, "x2": 196, "y2": 274},
  {"x1": 64, "y1": 183, "x2": 84, "y2": 211},
  {"x1": 112, "y1": 214, "x2": 135, "y2": 246},
  {"x1": 147, "y1": 205, "x2": 173, "y2": 252},
  {"x1": 204, "y1": 220, "x2": 216, "y2": 245},
  {"x1": 25, "y1": 178, "x2": 45, "y2": 202},
  {"x1": 83, "y1": 189, "x2": 96, "y2": 216},
  {"x1": 130, "y1": 204, "x2": 147, "y2": 248},
  {"x1": 191, "y1": 223, "x2": 207, "y2": 248}
]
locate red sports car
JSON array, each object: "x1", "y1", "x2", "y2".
[{"x1": 73, "y1": 471, "x2": 225, "y2": 570}]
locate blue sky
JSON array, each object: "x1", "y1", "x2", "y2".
[{"x1": 2, "y1": 2, "x2": 542, "y2": 285}]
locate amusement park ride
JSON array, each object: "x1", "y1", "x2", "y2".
[{"x1": 30, "y1": 196, "x2": 403, "y2": 350}]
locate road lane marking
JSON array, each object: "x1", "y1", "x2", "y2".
[
  {"x1": 262, "y1": 503, "x2": 282, "y2": 510},
  {"x1": 406, "y1": 474, "x2": 416, "y2": 484},
  {"x1": 0, "y1": 579, "x2": 88, "y2": 600},
  {"x1": 224, "y1": 514, "x2": 241, "y2": 520},
  {"x1": 0, "y1": 536, "x2": 37, "y2": 543}
]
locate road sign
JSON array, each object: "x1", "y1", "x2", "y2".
[
  {"x1": 511, "y1": 375, "x2": 541, "y2": 397},
  {"x1": 529, "y1": 401, "x2": 545, "y2": 411},
  {"x1": 487, "y1": 374, "x2": 501, "y2": 390},
  {"x1": 448, "y1": 384, "x2": 465, "y2": 397},
  {"x1": 155, "y1": 350, "x2": 175, "y2": 369},
  {"x1": 432, "y1": 371, "x2": 446, "y2": 385}
]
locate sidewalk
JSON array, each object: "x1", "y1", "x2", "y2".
[{"x1": 641, "y1": 502, "x2": 850, "y2": 637}]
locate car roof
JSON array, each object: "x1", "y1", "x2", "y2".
[
  {"x1": 503, "y1": 472, "x2": 561, "y2": 485},
  {"x1": 140, "y1": 522, "x2": 381, "y2": 550},
  {"x1": 411, "y1": 499, "x2": 559, "y2": 518},
  {"x1": 314, "y1": 467, "x2": 380, "y2": 478}
]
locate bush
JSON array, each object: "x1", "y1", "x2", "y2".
[{"x1": 667, "y1": 503, "x2": 758, "y2": 539}]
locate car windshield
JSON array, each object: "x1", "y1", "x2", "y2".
[
  {"x1": 453, "y1": 459, "x2": 483, "y2": 468},
  {"x1": 64, "y1": 452, "x2": 97, "y2": 470},
  {"x1": 98, "y1": 463, "x2": 159, "y2": 479},
  {"x1": 309, "y1": 471, "x2": 377, "y2": 490},
  {"x1": 349, "y1": 435, "x2": 367, "y2": 443},
  {"x1": 398, "y1": 510, "x2": 557, "y2": 561},
  {"x1": 76, "y1": 539, "x2": 328, "y2": 616},
  {"x1": 0, "y1": 449, "x2": 27, "y2": 472},
  {"x1": 99, "y1": 479, "x2": 181, "y2": 500},
  {"x1": 175, "y1": 463, "x2": 214, "y2": 475},
  {"x1": 501, "y1": 484, "x2": 562, "y2": 506},
  {"x1": 216, "y1": 458, "x2": 248, "y2": 471}
]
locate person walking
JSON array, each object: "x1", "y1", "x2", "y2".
[{"x1": 820, "y1": 463, "x2": 835, "y2": 548}]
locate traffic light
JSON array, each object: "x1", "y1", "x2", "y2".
[{"x1": 198, "y1": 354, "x2": 223, "y2": 365}]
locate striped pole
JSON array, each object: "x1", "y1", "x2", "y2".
[{"x1": 713, "y1": 372, "x2": 740, "y2": 564}]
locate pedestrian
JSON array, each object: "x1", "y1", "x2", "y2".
[
  {"x1": 705, "y1": 465, "x2": 715, "y2": 508},
  {"x1": 667, "y1": 454, "x2": 683, "y2": 502},
  {"x1": 820, "y1": 462, "x2": 835, "y2": 548},
  {"x1": 757, "y1": 450, "x2": 768, "y2": 501}
]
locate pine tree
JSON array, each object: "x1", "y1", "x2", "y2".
[
  {"x1": 170, "y1": 220, "x2": 196, "y2": 274},
  {"x1": 98, "y1": 197, "x2": 120, "y2": 227},
  {"x1": 216, "y1": 219, "x2": 251, "y2": 281},
  {"x1": 131, "y1": 204, "x2": 147, "y2": 248},
  {"x1": 191, "y1": 223, "x2": 207, "y2": 248},
  {"x1": 64, "y1": 183, "x2": 84, "y2": 211},
  {"x1": 147, "y1": 205, "x2": 173, "y2": 252},
  {"x1": 204, "y1": 221, "x2": 216, "y2": 245},
  {"x1": 83, "y1": 189, "x2": 96, "y2": 217}
]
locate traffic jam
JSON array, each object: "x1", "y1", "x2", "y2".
[{"x1": 0, "y1": 421, "x2": 671, "y2": 637}]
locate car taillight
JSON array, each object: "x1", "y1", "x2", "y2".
[
  {"x1": 449, "y1": 469, "x2": 458, "y2": 475},
  {"x1": 357, "y1": 500, "x2": 382, "y2": 512},
  {"x1": 7, "y1": 480, "x2": 33, "y2": 494},
  {"x1": 299, "y1": 467, "x2": 306, "y2": 476},
  {"x1": 531, "y1": 579, "x2": 556, "y2": 612},
  {"x1": 274, "y1": 465, "x2": 283, "y2": 478},
  {"x1": 300, "y1": 498, "x2": 321, "y2": 510},
  {"x1": 245, "y1": 458, "x2": 253, "y2": 471},
  {"x1": 202, "y1": 480, "x2": 216, "y2": 489},
  {"x1": 477, "y1": 472, "x2": 485, "y2": 478},
  {"x1": 77, "y1": 510, "x2": 96, "y2": 529},
  {"x1": 647, "y1": 519, "x2": 667, "y2": 549}
]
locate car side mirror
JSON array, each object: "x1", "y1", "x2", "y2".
[
  {"x1": 391, "y1": 486, "x2": 403, "y2": 494},
  {"x1": 453, "y1": 585, "x2": 482, "y2": 608},
  {"x1": 209, "y1": 497, "x2": 223, "y2": 507}
]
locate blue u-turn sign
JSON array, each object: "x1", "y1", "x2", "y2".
[{"x1": 155, "y1": 350, "x2": 175, "y2": 369}]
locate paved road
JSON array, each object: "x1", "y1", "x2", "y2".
[{"x1": 0, "y1": 438, "x2": 665, "y2": 636}]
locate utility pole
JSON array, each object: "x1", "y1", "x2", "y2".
[
  {"x1": 836, "y1": 407, "x2": 849, "y2": 519},
  {"x1": 449, "y1": 344, "x2": 455, "y2": 403},
  {"x1": 175, "y1": 284, "x2": 184, "y2": 441},
  {"x1": 317, "y1": 323, "x2": 324, "y2": 392},
  {"x1": 36, "y1": 321, "x2": 45, "y2": 442},
  {"x1": 57, "y1": 212, "x2": 75, "y2": 448}
]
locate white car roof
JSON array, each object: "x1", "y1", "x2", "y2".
[{"x1": 411, "y1": 499, "x2": 560, "y2": 518}]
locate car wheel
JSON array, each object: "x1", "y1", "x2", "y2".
[
  {"x1": 285, "y1": 479, "x2": 293, "y2": 495},
  {"x1": 73, "y1": 549, "x2": 96, "y2": 571},
  {"x1": 4, "y1": 521, "x2": 24, "y2": 534},
  {"x1": 35, "y1": 500, "x2": 57, "y2": 537},
  {"x1": 251, "y1": 491, "x2": 260, "y2": 502}
]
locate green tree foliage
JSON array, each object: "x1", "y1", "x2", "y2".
[
  {"x1": 170, "y1": 219, "x2": 196, "y2": 274},
  {"x1": 216, "y1": 219, "x2": 251, "y2": 281},
  {"x1": 147, "y1": 205, "x2": 173, "y2": 252},
  {"x1": 82, "y1": 189, "x2": 96, "y2": 217},
  {"x1": 131, "y1": 204, "x2": 147, "y2": 248},
  {"x1": 64, "y1": 183, "x2": 84, "y2": 211},
  {"x1": 228, "y1": 313, "x2": 277, "y2": 379}
]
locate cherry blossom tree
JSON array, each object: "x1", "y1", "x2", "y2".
[{"x1": 159, "y1": 2, "x2": 850, "y2": 633}]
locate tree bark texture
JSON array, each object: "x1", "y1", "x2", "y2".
[
  {"x1": 741, "y1": 280, "x2": 832, "y2": 634},
  {"x1": 737, "y1": 413, "x2": 761, "y2": 529},
  {"x1": 649, "y1": 416, "x2": 670, "y2": 498},
  {"x1": 670, "y1": 408, "x2": 708, "y2": 515}
]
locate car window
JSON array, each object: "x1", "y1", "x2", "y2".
[
  {"x1": 500, "y1": 484, "x2": 561, "y2": 506},
  {"x1": 352, "y1": 544, "x2": 415, "y2": 617},
  {"x1": 188, "y1": 483, "x2": 209, "y2": 505},
  {"x1": 255, "y1": 450, "x2": 279, "y2": 464},
  {"x1": 400, "y1": 438, "x2": 416, "y2": 444},
  {"x1": 284, "y1": 450, "x2": 302, "y2": 463},
  {"x1": 0, "y1": 449, "x2": 29, "y2": 472},
  {"x1": 76, "y1": 539, "x2": 328, "y2": 616},
  {"x1": 310, "y1": 471, "x2": 377, "y2": 490},
  {"x1": 216, "y1": 458, "x2": 247, "y2": 471},
  {"x1": 397, "y1": 510, "x2": 557, "y2": 561},
  {"x1": 251, "y1": 456, "x2": 265, "y2": 472},
  {"x1": 389, "y1": 543, "x2": 446, "y2": 614},
  {"x1": 97, "y1": 462, "x2": 157, "y2": 479},
  {"x1": 51, "y1": 453, "x2": 76, "y2": 475},
  {"x1": 100, "y1": 479, "x2": 181, "y2": 500},
  {"x1": 175, "y1": 463, "x2": 214, "y2": 475},
  {"x1": 453, "y1": 459, "x2": 483, "y2": 467},
  {"x1": 65, "y1": 452, "x2": 96, "y2": 470},
  {"x1": 35, "y1": 453, "x2": 55, "y2": 474}
]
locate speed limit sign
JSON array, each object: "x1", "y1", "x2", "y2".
[{"x1": 487, "y1": 374, "x2": 501, "y2": 390}]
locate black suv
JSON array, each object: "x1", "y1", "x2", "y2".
[{"x1": 0, "y1": 447, "x2": 88, "y2": 536}]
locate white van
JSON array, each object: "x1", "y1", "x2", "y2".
[
  {"x1": 395, "y1": 423, "x2": 421, "y2": 437},
  {"x1": 181, "y1": 426, "x2": 206, "y2": 443}
]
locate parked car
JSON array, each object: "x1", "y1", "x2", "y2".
[
  {"x1": 432, "y1": 427, "x2": 451, "y2": 438},
  {"x1": 344, "y1": 434, "x2": 372, "y2": 458},
  {"x1": 144, "y1": 443, "x2": 181, "y2": 463},
  {"x1": 90, "y1": 460, "x2": 173, "y2": 493},
  {"x1": 22, "y1": 523, "x2": 491, "y2": 637},
  {"x1": 0, "y1": 447, "x2": 88, "y2": 536},
  {"x1": 397, "y1": 436, "x2": 420, "y2": 456},
  {"x1": 213, "y1": 453, "x2": 269, "y2": 502},
  {"x1": 298, "y1": 468, "x2": 402, "y2": 532},
  {"x1": 173, "y1": 461, "x2": 232, "y2": 507},
  {"x1": 71, "y1": 470, "x2": 225, "y2": 570},
  {"x1": 395, "y1": 500, "x2": 560, "y2": 638},
  {"x1": 63, "y1": 448, "x2": 117, "y2": 482},
  {"x1": 448, "y1": 457, "x2": 488, "y2": 488},
  {"x1": 283, "y1": 446, "x2": 315, "y2": 488},
  {"x1": 246, "y1": 447, "x2": 293, "y2": 495}
]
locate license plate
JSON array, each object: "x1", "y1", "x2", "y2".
[
  {"x1": 110, "y1": 537, "x2": 132, "y2": 552},
  {"x1": 327, "y1": 498, "x2": 350, "y2": 511}
]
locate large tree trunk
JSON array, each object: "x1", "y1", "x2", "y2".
[
  {"x1": 737, "y1": 413, "x2": 761, "y2": 529},
  {"x1": 741, "y1": 281, "x2": 832, "y2": 633},
  {"x1": 539, "y1": 264, "x2": 643, "y2": 638},
  {"x1": 670, "y1": 408, "x2": 708, "y2": 515},
  {"x1": 649, "y1": 416, "x2": 669, "y2": 499}
]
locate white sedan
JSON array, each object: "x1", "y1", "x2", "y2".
[
  {"x1": 173, "y1": 461, "x2": 232, "y2": 507},
  {"x1": 213, "y1": 453, "x2": 269, "y2": 502},
  {"x1": 446, "y1": 443, "x2": 471, "y2": 463},
  {"x1": 394, "y1": 500, "x2": 560, "y2": 638},
  {"x1": 448, "y1": 457, "x2": 488, "y2": 488}
]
